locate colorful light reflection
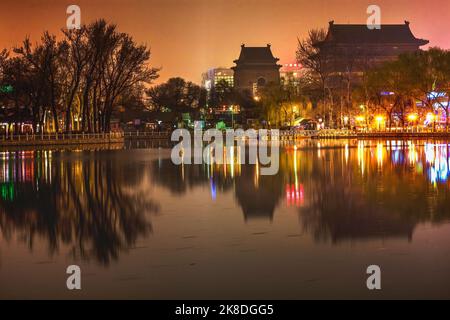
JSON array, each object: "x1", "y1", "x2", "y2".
[
  {"x1": 425, "y1": 143, "x2": 450, "y2": 184},
  {"x1": 286, "y1": 184, "x2": 304, "y2": 207}
]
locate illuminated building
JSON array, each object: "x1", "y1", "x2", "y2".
[
  {"x1": 232, "y1": 44, "x2": 282, "y2": 96},
  {"x1": 280, "y1": 62, "x2": 304, "y2": 88},
  {"x1": 202, "y1": 68, "x2": 234, "y2": 113},
  {"x1": 315, "y1": 21, "x2": 429, "y2": 76},
  {"x1": 202, "y1": 68, "x2": 234, "y2": 92}
]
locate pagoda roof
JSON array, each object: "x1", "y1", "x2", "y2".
[
  {"x1": 318, "y1": 21, "x2": 429, "y2": 46},
  {"x1": 233, "y1": 44, "x2": 280, "y2": 64}
]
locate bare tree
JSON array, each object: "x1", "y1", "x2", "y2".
[
  {"x1": 100, "y1": 34, "x2": 159, "y2": 131},
  {"x1": 296, "y1": 29, "x2": 336, "y2": 126}
]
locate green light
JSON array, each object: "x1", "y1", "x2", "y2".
[
  {"x1": 1, "y1": 184, "x2": 7, "y2": 200},
  {"x1": 0, "y1": 85, "x2": 13, "y2": 93},
  {"x1": 0, "y1": 182, "x2": 15, "y2": 201}
]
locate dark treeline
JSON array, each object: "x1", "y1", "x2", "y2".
[
  {"x1": 146, "y1": 77, "x2": 207, "y2": 120},
  {"x1": 146, "y1": 77, "x2": 257, "y2": 125},
  {"x1": 0, "y1": 19, "x2": 159, "y2": 134}
]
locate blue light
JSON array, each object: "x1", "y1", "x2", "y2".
[
  {"x1": 427, "y1": 91, "x2": 447, "y2": 99},
  {"x1": 210, "y1": 178, "x2": 216, "y2": 200}
]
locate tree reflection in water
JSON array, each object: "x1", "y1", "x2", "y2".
[
  {"x1": 2, "y1": 141, "x2": 450, "y2": 266},
  {"x1": 151, "y1": 141, "x2": 450, "y2": 243},
  {"x1": 295, "y1": 141, "x2": 450, "y2": 243},
  {"x1": 0, "y1": 150, "x2": 158, "y2": 266}
]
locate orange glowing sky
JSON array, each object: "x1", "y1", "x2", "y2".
[{"x1": 0, "y1": 0, "x2": 449, "y2": 84}]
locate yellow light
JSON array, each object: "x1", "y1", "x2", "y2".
[
  {"x1": 254, "y1": 96, "x2": 260, "y2": 102},
  {"x1": 426, "y1": 113, "x2": 436, "y2": 122},
  {"x1": 375, "y1": 115, "x2": 384, "y2": 123},
  {"x1": 407, "y1": 113, "x2": 418, "y2": 122},
  {"x1": 356, "y1": 116, "x2": 365, "y2": 122},
  {"x1": 377, "y1": 142, "x2": 384, "y2": 166}
]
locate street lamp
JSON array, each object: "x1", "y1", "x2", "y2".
[
  {"x1": 407, "y1": 113, "x2": 418, "y2": 131},
  {"x1": 426, "y1": 112, "x2": 435, "y2": 122},
  {"x1": 356, "y1": 116, "x2": 365, "y2": 131},
  {"x1": 426, "y1": 112, "x2": 436, "y2": 132},
  {"x1": 375, "y1": 115, "x2": 384, "y2": 132},
  {"x1": 360, "y1": 105, "x2": 370, "y2": 128},
  {"x1": 343, "y1": 116, "x2": 349, "y2": 127},
  {"x1": 317, "y1": 118, "x2": 323, "y2": 130},
  {"x1": 407, "y1": 113, "x2": 418, "y2": 122},
  {"x1": 229, "y1": 105, "x2": 235, "y2": 129}
]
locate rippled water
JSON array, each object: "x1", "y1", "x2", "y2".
[{"x1": 1, "y1": 139, "x2": 450, "y2": 299}]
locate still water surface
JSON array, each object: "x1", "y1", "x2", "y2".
[{"x1": 1, "y1": 139, "x2": 450, "y2": 299}]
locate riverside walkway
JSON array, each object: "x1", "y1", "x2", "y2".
[
  {"x1": 0, "y1": 132, "x2": 125, "y2": 147},
  {"x1": 0, "y1": 131, "x2": 171, "y2": 147},
  {"x1": 3, "y1": 129, "x2": 450, "y2": 147},
  {"x1": 279, "y1": 129, "x2": 450, "y2": 140}
]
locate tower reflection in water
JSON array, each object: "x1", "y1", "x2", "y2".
[{"x1": 1, "y1": 140, "x2": 450, "y2": 265}]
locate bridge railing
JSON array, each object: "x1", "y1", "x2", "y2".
[
  {"x1": 0, "y1": 131, "x2": 175, "y2": 142},
  {"x1": 123, "y1": 131, "x2": 171, "y2": 138},
  {"x1": 1, "y1": 132, "x2": 124, "y2": 142},
  {"x1": 317, "y1": 129, "x2": 355, "y2": 137}
]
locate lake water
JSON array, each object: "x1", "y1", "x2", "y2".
[{"x1": 1, "y1": 139, "x2": 450, "y2": 299}]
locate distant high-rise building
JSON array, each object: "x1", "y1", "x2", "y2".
[
  {"x1": 202, "y1": 68, "x2": 234, "y2": 92},
  {"x1": 232, "y1": 44, "x2": 282, "y2": 96},
  {"x1": 280, "y1": 62, "x2": 304, "y2": 87}
]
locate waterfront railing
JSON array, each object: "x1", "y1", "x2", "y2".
[
  {"x1": 1, "y1": 132, "x2": 124, "y2": 142},
  {"x1": 1, "y1": 131, "x2": 173, "y2": 142}
]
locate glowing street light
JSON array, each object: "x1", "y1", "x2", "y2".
[
  {"x1": 407, "y1": 113, "x2": 419, "y2": 132},
  {"x1": 426, "y1": 112, "x2": 437, "y2": 132},
  {"x1": 356, "y1": 116, "x2": 365, "y2": 122},
  {"x1": 426, "y1": 112, "x2": 436, "y2": 122},
  {"x1": 407, "y1": 113, "x2": 418, "y2": 122},
  {"x1": 343, "y1": 116, "x2": 349, "y2": 124},
  {"x1": 375, "y1": 115, "x2": 384, "y2": 131}
]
